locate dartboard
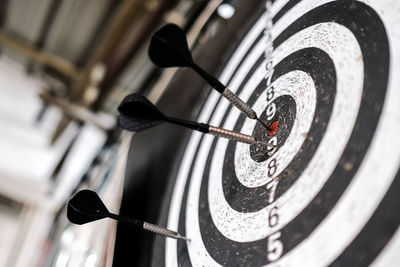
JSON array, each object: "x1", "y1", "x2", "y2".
[{"x1": 150, "y1": 0, "x2": 400, "y2": 266}]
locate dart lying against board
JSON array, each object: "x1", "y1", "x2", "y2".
[
  {"x1": 67, "y1": 190, "x2": 189, "y2": 241},
  {"x1": 149, "y1": 23, "x2": 271, "y2": 131},
  {"x1": 118, "y1": 93, "x2": 276, "y2": 148}
]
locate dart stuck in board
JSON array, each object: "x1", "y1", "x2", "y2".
[
  {"x1": 118, "y1": 93, "x2": 276, "y2": 148},
  {"x1": 149, "y1": 23, "x2": 271, "y2": 131},
  {"x1": 67, "y1": 190, "x2": 189, "y2": 241}
]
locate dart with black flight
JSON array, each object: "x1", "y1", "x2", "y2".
[
  {"x1": 118, "y1": 93, "x2": 275, "y2": 148},
  {"x1": 148, "y1": 23, "x2": 271, "y2": 131},
  {"x1": 67, "y1": 190, "x2": 189, "y2": 241}
]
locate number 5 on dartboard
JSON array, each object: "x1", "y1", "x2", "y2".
[{"x1": 267, "y1": 231, "x2": 283, "y2": 262}]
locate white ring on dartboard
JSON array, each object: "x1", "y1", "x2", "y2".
[{"x1": 164, "y1": 0, "x2": 400, "y2": 266}]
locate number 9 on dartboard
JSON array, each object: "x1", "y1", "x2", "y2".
[{"x1": 148, "y1": 0, "x2": 400, "y2": 266}]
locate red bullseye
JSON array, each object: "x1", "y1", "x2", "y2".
[{"x1": 267, "y1": 121, "x2": 279, "y2": 136}]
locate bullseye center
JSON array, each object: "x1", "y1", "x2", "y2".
[
  {"x1": 249, "y1": 95, "x2": 296, "y2": 162},
  {"x1": 267, "y1": 121, "x2": 279, "y2": 136}
]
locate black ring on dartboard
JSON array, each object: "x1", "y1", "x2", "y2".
[{"x1": 174, "y1": 2, "x2": 392, "y2": 266}]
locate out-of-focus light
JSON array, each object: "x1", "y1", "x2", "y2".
[
  {"x1": 90, "y1": 63, "x2": 106, "y2": 83},
  {"x1": 85, "y1": 253, "x2": 98, "y2": 267},
  {"x1": 61, "y1": 229, "x2": 74, "y2": 246},
  {"x1": 217, "y1": 4, "x2": 235, "y2": 19},
  {"x1": 55, "y1": 251, "x2": 69, "y2": 267}
]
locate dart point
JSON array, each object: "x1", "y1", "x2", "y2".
[
  {"x1": 178, "y1": 235, "x2": 191, "y2": 242},
  {"x1": 256, "y1": 117, "x2": 271, "y2": 132}
]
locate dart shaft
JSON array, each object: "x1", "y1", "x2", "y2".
[
  {"x1": 192, "y1": 62, "x2": 259, "y2": 121},
  {"x1": 108, "y1": 213, "x2": 142, "y2": 227},
  {"x1": 191, "y1": 62, "x2": 226, "y2": 93},
  {"x1": 166, "y1": 116, "x2": 209, "y2": 132}
]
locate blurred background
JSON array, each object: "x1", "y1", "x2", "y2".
[{"x1": 0, "y1": 0, "x2": 244, "y2": 266}]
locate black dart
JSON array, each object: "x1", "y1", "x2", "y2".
[
  {"x1": 118, "y1": 93, "x2": 275, "y2": 148},
  {"x1": 149, "y1": 23, "x2": 270, "y2": 131},
  {"x1": 67, "y1": 190, "x2": 189, "y2": 241}
]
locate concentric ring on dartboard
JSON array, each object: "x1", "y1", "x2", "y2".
[
  {"x1": 236, "y1": 69, "x2": 318, "y2": 183},
  {"x1": 232, "y1": 68, "x2": 316, "y2": 191},
  {"x1": 201, "y1": 13, "x2": 368, "y2": 240},
  {"x1": 165, "y1": 1, "x2": 400, "y2": 266},
  {"x1": 202, "y1": 21, "x2": 362, "y2": 242},
  {"x1": 224, "y1": 50, "x2": 327, "y2": 212},
  {"x1": 192, "y1": 3, "x2": 388, "y2": 265}
]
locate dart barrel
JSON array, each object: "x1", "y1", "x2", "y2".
[
  {"x1": 208, "y1": 126, "x2": 255, "y2": 145},
  {"x1": 221, "y1": 88, "x2": 258, "y2": 120}
]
